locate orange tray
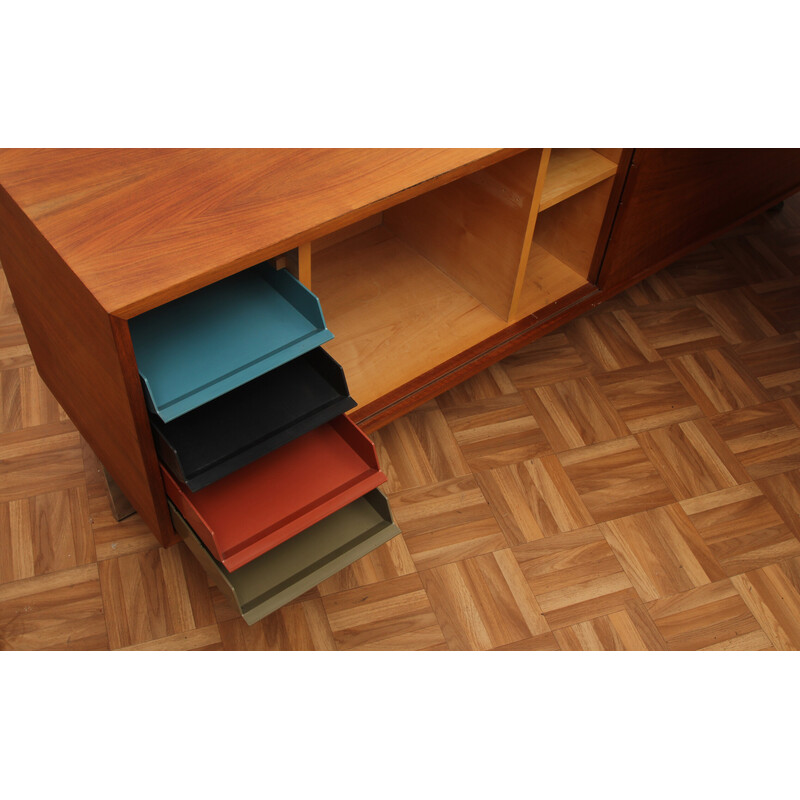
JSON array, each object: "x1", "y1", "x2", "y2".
[{"x1": 161, "y1": 415, "x2": 386, "y2": 571}]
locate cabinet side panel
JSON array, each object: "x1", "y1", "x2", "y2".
[
  {"x1": 599, "y1": 148, "x2": 800, "y2": 291},
  {"x1": 0, "y1": 185, "x2": 175, "y2": 546},
  {"x1": 383, "y1": 149, "x2": 545, "y2": 319}
]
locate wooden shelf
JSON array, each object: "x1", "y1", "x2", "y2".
[
  {"x1": 540, "y1": 149, "x2": 618, "y2": 211},
  {"x1": 514, "y1": 243, "x2": 591, "y2": 321},
  {"x1": 313, "y1": 225, "x2": 509, "y2": 410}
]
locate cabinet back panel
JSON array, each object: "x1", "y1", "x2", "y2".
[{"x1": 383, "y1": 150, "x2": 546, "y2": 319}]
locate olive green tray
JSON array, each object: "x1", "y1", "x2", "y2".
[{"x1": 169, "y1": 489, "x2": 400, "y2": 625}]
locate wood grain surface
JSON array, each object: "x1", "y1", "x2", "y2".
[
  {"x1": 0, "y1": 186, "x2": 175, "y2": 546},
  {"x1": 0, "y1": 149, "x2": 521, "y2": 317},
  {"x1": 1, "y1": 182, "x2": 799, "y2": 650},
  {"x1": 599, "y1": 148, "x2": 800, "y2": 292}
]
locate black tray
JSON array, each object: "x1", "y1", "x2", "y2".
[{"x1": 151, "y1": 347, "x2": 356, "y2": 491}]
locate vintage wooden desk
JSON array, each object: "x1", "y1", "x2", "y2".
[{"x1": 1, "y1": 148, "x2": 798, "y2": 620}]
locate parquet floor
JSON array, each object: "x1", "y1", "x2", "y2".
[{"x1": 2, "y1": 196, "x2": 800, "y2": 651}]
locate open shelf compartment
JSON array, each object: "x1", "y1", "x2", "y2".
[
  {"x1": 312, "y1": 224, "x2": 509, "y2": 410},
  {"x1": 161, "y1": 414, "x2": 387, "y2": 571},
  {"x1": 151, "y1": 347, "x2": 356, "y2": 492},
  {"x1": 513, "y1": 175, "x2": 616, "y2": 320},
  {"x1": 540, "y1": 149, "x2": 618, "y2": 211},
  {"x1": 129, "y1": 260, "x2": 333, "y2": 423},
  {"x1": 169, "y1": 489, "x2": 400, "y2": 625}
]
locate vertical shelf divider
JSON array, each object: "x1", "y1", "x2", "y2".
[
  {"x1": 381, "y1": 149, "x2": 549, "y2": 321},
  {"x1": 507, "y1": 148, "x2": 551, "y2": 321}
]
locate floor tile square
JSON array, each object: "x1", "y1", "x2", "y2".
[
  {"x1": 749, "y1": 276, "x2": 800, "y2": 334},
  {"x1": 731, "y1": 558, "x2": 800, "y2": 650},
  {"x1": 389, "y1": 476, "x2": 508, "y2": 571},
  {"x1": 322, "y1": 574, "x2": 446, "y2": 651},
  {"x1": 0, "y1": 564, "x2": 108, "y2": 650},
  {"x1": 709, "y1": 400, "x2": 800, "y2": 479},
  {"x1": 636, "y1": 418, "x2": 749, "y2": 500},
  {"x1": 371, "y1": 403, "x2": 470, "y2": 494},
  {"x1": 98, "y1": 545, "x2": 215, "y2": 649},
  {"x1": 602, "y1": 504, "x2": 725, "y2": 602},
  {"x1": 474, "y1": 455, "x2": 593, "y2": 544},
  {"x1": 512, "y1": 527, "x2": 638, "y2": 629},
  {"x1": 502, "y1": 331, "x2": 590, "y2": 390},
  {"x1": 734, "y1": 334, "x2": 800, "y2": 399},
  {"x1": 647, "y1": 579, "x2": 765, "y2": 650},
  {"x1": 594, "y1": 360, "x2": 703, "y2": 433},
  {"x1": 523, "y1": 376, "x2": 629, "y2": 452},
  {"x1": 552, "y1": 609, "x2": 658, "y2": 650},
  {"x1": 757, "y1": 469, "x2": 800, "y2": 536},
  {"x1": 421, "y1": 549, "x2": 550, "y2": 650},
  {"x1": 680, "y1": 484, "x2": 800, "y2": 576},
  {"x1": 626, "y1": 298, "x2": 727, "y2": 357},
  {"x1": 664, "y1": 243, "x2": 748, "y2": 295},
  {"x1": 668, "y1": 349, "x2": 770, "y2": 415},
  {"x1": 219, "y1": 598, "x2": 335, "y2": 651},
  {"x1": 624, "y1": 270, "x2": 687, "y2": 305},
  {"x1": 693, "y1": 289, "x2": 778, "y2": 344},
  {"x1": 0, "y1": 486, "x2": 95, "y2": 584},
  {"x1": 558, "y1": 437, "x2": 675, "y2": 523},
  {"x1": 564, "y1": 311, "x2": 659, "y2": 373},
  {"x1": 436, "y1": 362, "x2": 517, "y2": 408},
  {"x1": 441, "y1": 393, "x2": 553, "y2": 471}
]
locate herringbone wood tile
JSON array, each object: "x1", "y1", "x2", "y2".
[{"x1": 2, "y1": 192, "x2": 800, "y2": 650}]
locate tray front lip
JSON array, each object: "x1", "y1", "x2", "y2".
[
  {"x1": 168, "y1": 490, "x2": 401, "y2": 625},
  {"x1": 144, "y1": 327, "x2": 334, "y2": 423},
  {"x1": 219, "y1": 468, "x2": 387, "y2": 571},
  {"x1": 130, "y1": 263, "x2": 333, "y2": 424},
  {"x1": 149, "y1": 344, "x2": 357, "y2": 489},
  {"x1": 154, "y1": 393, "x2": 357, "y2": 491},
  {"x1": 159, "y1": 414, "x2": 386, "y2": 571}
]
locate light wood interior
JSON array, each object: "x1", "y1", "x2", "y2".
[
  {"x1": 311, "y1": 213, "x2": 383, "y2": 254},
  {"x1": 594, "y1": 148, "x2": 624, "y2": 164},
  {"x1": 382, "y1": 150, "x2": 547, "y2": 319},
  {"x1": 540, "y1": 149, "x2": 618, "y2": 211},
  {"x1": 309, "y1": 149, "x2": 615, "y2": 405},
  {"x1": 534, "y1": 177, "x2": 616, "y2": 279},
  {"x1": 312, "y1": 225, "x2": 508, "y2": 409},
  {"x1": 513, "y1": 244, "x2": 590, "y2": 321}
]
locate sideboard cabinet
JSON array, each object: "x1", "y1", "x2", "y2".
[{"x1": 1, "y1": 148, "x2": 798, "y2": 557}]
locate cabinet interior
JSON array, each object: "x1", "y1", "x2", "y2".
[{"x1": 286, "y1": 148, "x2": 621, "y2": 411}]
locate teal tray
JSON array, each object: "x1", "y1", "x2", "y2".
[{"x1": 129, "y1": 263, "x2": 333, "y2": 423}]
